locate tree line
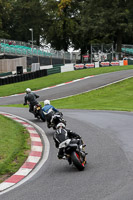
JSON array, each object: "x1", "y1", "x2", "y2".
[{"x1": 0, "y1": 0, "x2": 133, "y2": 56}]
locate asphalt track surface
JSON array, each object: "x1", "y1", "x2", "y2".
[
  {"x1": 1, "y1": 69, "x2": 133, "y2": 105},
  {"x1": 1, "y1": 70, "x2": 133, "y2": 200}
]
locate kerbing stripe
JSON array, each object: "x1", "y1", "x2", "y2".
[
  {"x1": 5, "y1": 175, "x2": 25, "y2": 183},
  {"x1": 0, "y1": 183, "x2": 15, "y2": 191},
  {"x1": 31, "y1": 137, "x2": 41, "y2": 142},
  {"x1": 21, "y1": 162, "x2": 37, "y2": 169},
  {"x1": 0, "y1": 113, "x2": 43, "y2": 192},
  {"x1": 27, "y1": 129, "x2": 38, "y2": 134},
  {"x1": 30, "y1": 133, "x2": 40, "y2": 137}
]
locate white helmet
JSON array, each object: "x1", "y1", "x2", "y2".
[
  {"x1": 25, "y1": 88, "x2": 31, "y2": 93},
  {"x1": 44, "y1": 100, "x2": 50, "y2": 105},
  {"x1": 56, "y1": 122, "x2": 66, "y2": 129}
]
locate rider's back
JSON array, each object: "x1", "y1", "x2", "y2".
[
  {"x1": 25, "y1": 92, "x2": 38, "y2": 105},
  {"x1": 55, "y1": 128, "x2": 68, "y2": 143}
]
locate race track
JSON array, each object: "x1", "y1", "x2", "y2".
[
  {"x1": 1, "y1": 70, "x2": 133, "y2": 200},
  {"x1": 1, "y1": 69, "x2": 133, "y2": 105}
]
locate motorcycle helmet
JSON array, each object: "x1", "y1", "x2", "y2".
[
  {"x1": 56, "y1": 122, "x2": 66, "y2": 129},
  {"x1": 44, "y1": 100, "x2": 50, "y2": 105},
  {"x1": 25, "y1": 88, "x2": 31, "y2": 93},
  {"x1": 61, "y1": 118, "x2": 66, "y2": 125}
]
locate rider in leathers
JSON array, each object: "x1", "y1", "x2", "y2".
[
  {"x1": 53, "y1": 122, "x2": 82, "y2": 159},
  {"x1": 23, "y1": 88, "x2": 39, "y2": 113},
  {"x1": 42, "y1": 100, "x2": 59, "y2": 128}
]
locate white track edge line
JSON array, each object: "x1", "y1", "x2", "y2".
[{"x1": 51, "y1": 76, "x2": 133, "y2": 101}]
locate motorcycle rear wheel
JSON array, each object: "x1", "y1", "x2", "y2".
[
  {"x1": 38, "y1": 110, "x2": 45, "y2": 122},
  {"x1": 71, "y1": 152, "x2": 85, "y2": 171}
]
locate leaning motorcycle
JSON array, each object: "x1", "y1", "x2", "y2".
[
  {"x1": 33, "y1": 104, "x2": 45, "y2": 122},
  {"x1": 58, "y1": 138, "x2": 87, "y2": 171},
  {"x1": 44, "y1": 110, "x2": 66, "y2": 129},
  {"x1": 51, "y1": 112, "x2": 66, "y2": 129}
]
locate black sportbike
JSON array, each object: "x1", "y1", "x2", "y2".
[
  {"x1": 45, "y1": 111, "x2": 66, "y2": 129},
  {"x1": 33, "y1": 104, "x2": 45, "y2": 122},
  {"x1": 58, "y1": 138, "x2": 87, "y2": 171}
]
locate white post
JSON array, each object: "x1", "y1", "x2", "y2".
[{"x1": 29, "y1": 28, "x2": 33, "y2": 49}]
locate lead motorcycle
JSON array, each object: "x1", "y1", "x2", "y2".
[
  {"x1": 33, "y1": 103, "x2": 46, "y2": 122},
  {"x1": 58, "y1": 138, "x2": 87, "y2": 171},
  {"x1": 24, "y1": 102, "x2": 45, "y2": 122}
]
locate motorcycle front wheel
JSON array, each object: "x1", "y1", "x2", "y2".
[{"x1": 71, "y1": 152, "x2": 85, "y2": 171}]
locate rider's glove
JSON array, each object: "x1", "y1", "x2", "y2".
[{"x1": 23, "y1": 103, "x2": 27, "y2": 106}]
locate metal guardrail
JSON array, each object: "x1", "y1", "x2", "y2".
[{"x1": 0, "y1": 38, "x2": 71, "y2": 60}]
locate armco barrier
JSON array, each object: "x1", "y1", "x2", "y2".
[
  {"x1": 47, "y1": 67, "x2": 61, "y2": 75},
  {"x1": 0, "y1": 72, "x2": 12, "y2": 77}
]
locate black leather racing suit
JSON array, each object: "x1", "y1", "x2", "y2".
[
  {"x1": 53, "y1": 128, "x2": 81, "y2": 158},
  {"x1": 24, "y1": 92, "x2": 39, "y2": 113}
]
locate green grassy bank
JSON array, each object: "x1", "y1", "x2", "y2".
[
  {"x1": 0, "y1": 115, "x2": 30, "y2": 183},
  {"x1": 1, "y1": 65, "x2": 133, "y2": 97},
  {"x1": 3, "y1": 76, "x2": 133, "y2": 112},
  {"x1": 52, "y1": 76, "x2": 133, "y2": 111}
]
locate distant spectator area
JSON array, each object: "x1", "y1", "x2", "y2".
[
  {"x1": 0, "y1": 38, "x2": 70, "y2": 60},
  {"x1": 121, "y1": 44, "x2": 133, "y2": 55}
]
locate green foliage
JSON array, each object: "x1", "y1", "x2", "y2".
[
  {"x1": 0, "y1": 0, "x2": 13, "y2": 38},
  {"x1": 58, "y1": 0, "x2": 72, "y2": 12},
  {"x1": 0, "y1": 0, "x2": 133, "y2": 55},
  {"x1": 8, "y1": 0, "x2": 43, "y2": 45}
]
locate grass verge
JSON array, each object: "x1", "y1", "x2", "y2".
[
  {"x1": 2, "y1": 76, "x2": 133, "y2": 112},
  {"x1": 51, "y1": 76, "x2": 133, "y2": 111},
  {"x1": 1, "y1": 65, "x2": 133, "y2": 97},
  {"x1": 0, "y1": 115, "x2": 30, "y2": 183}
]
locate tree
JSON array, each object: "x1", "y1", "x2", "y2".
[
  {"x1": 0, "y1": 0, "x2": 13, "y2": 38},
  {"x1": 41, "y1": 0, "x2": 85, "y2": 51},
  {"x1": 0, "y1": 0, "x2": 133, "y2": 56},
  {"x1": 82, "y1": 0, "x2": 130, "y2": 52},
  {"x1": 40, "y1": 0, "x2": 60, "y2": 49},
  {"x1": 8, "y1": 0, "x2": 44, "y2": 45},
  {"x1": 41, "y1": 0, "x2": 72, "y2": 51}
]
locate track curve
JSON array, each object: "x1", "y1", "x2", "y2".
[
  {"x1": 1, "y1": 70, "x2": 133, "y2": 200},
  {"x1": 1, "y1": 69, "x2": 133, "y2": 105},
  {"x1": 0, "y1": 108, "x2": 133, "y2": 200}
]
